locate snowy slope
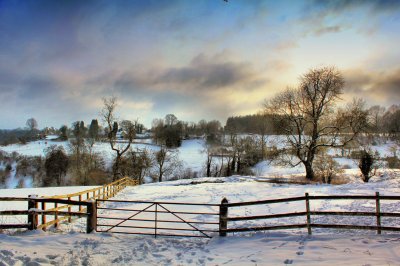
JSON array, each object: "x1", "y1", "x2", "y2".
[{"x1": 2, "y1": 175, "x2": 400, "y2": 265}]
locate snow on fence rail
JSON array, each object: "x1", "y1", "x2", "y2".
[{"x1": 0, "y1": 177, "x2": 138, "y2": 231}]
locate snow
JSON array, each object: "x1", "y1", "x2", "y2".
[
  {"x1": 1, "y1": 136, "x2": 400, "y2": 264},
  {"x1": 1, "y1": 231, "x2": 399, "y2": 265},
  {"x1": 2, "y1": 175, "x2": 400, "y2": 264}
]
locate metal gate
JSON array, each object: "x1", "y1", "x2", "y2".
[{"x1": 96, "y1": 199, "x2": 220, "y2": 238}]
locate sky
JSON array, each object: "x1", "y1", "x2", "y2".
[{"x1": 0, "y1": 0, "x2": 399, "y2": 129}]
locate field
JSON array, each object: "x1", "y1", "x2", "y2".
[
  {"x1": 1, "y1": 174, "x2": 400, "y2": 265},
  {"x1": 1, "y1": 135, "x2": 399, "y2": 189}
]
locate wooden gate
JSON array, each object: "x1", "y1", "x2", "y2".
[{"x1": 96, "y1": 199, "x2": 220, "y2": 238}]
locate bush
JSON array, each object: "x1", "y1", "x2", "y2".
[
  {"x1": 359, "y1": 150, "x2": 375, "y2": 182},
  {"x1": 5, "y1": 163, "x2": 12, "y2": 172},
  {"x1": 314, "y1": 155, "x2": 343, "y2": 184},
  {"x1": 387, "y1": 156, "x2": 400, "y2": 169}
]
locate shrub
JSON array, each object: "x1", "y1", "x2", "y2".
[
  {"x1": 359, "y1": 150, "x2": 375, "y2": 182},
  {"x1": 314, "y1": 155, "x2": 343, "y2": 184},
  {"x1": 387, "y1": 156, "x2": 400, "y2": 169},
  {"x1": 5, "y1": 163, "x2": 12, "y2": 172}
]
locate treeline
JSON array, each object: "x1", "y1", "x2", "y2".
[
  {"x1": 224, "y1": 113, "x2": 286, "y2": 135},
  {"x1": 368, "y1": 104, "x2": 400, "y2": 135},
  {"x1": 152, "y1": 114, "x2": 222, "y2": 147}
]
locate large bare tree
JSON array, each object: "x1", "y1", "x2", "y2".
[
  {"x1": 265, "y1": 66, "x2": 368, "y2": 180},
  {"x1": 101, "y1": 97, "x2": 136, "y2": 180}
]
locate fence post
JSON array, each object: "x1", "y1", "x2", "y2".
[
  {"x1": 155, "y1": 204, "x2": 158, "y2": 238},
  {"x1": 86, "y1": 200, "x2": 97, "y2": 233},
  {"x1": 27, "y1": 195, "x2": 38, "y2": 230},
  {"x1": 68, "y1": 197, "x2": 72, "y2": 223},
  {"x1": 41, "y1": 202, "x2": 46, "y2": 231},
  {"x1": 54, "y1": 202, "x2": 59, "y2": 228},
  {"x1": 219, "y1": 198, "x2": 228, "y2": 237},
  {"x1": 79, "y1": 195, "x2": 82, "y2": 212},
  {"x1": 375, "y1": 192, "x2": 381, "y2": 234},
  {"x1": 305, "y1": 193, "x2": 312, "y2": 235}
]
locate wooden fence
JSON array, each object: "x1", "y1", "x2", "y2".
[
  {"x1": 0, "y1": 177, "x2": 138, "y2": 232},
  {"x1": 3, "y1": 189, "x2": 400, "y2": 237},
  {"x1": 219, "y1": 192, "x2": 400, "y2": 236}
]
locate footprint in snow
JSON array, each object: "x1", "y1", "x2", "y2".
[{"x1": 284, "y1": 259, "x2": 294, "y2": 264}]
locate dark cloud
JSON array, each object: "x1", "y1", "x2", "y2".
[
  {"x1": 145, "y1": 53, "x2": 259, "y2": 92},
  {"x1": 87, "y1": 53, "x2": 265, "y2": 97},
  {"x1": 344, "y1": 69, "x2": 400, "y2": 105},
  {"x1": 299, "y1": 0, "x2": 400, "y2": 38},
  {"x1": 18, "y1": 76, "x2": 61, "y2": 99},
  {"x1": 311, "y1": 0, "x2": 400, "y2": 12},
  {"x1": 313, "y1": 25, "x2": 342, "y2": 36}
]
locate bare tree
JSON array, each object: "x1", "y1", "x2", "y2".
[
  {"x1": 26, "y1": 118, "x2": 38, "y2": 131},
  {"x1": 152, "y1": 147, "x2": 182, "y2": 182},
  {"x1": 101, "y1": 97, "x2": 136, "y2": 180},
  {"x1": 265, "y1": 66, "x2": 368, "y2": 180}
]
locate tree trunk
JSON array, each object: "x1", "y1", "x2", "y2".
[
  {"x1": 304, "y1": 162, "x2": 315, "y2": 180},
  {"x1": 206, "y1": 160, "x2": 211, "y2": 177},
  {"x1": 113, "y1": 155, "x2": 121, "y2": 181},
  {"x1": 231, "y1": 153, "x2": 236, "y2": 173}
]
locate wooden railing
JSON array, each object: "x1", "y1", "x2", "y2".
[
  {"x1": 0, "y1": 176, "x2": 138, "y2": 232},
  {"x1": 0, "y1": 197, "x2": 96, "y2": 233},
  {"x1": 219, "y1": 192, "x2": 400, "y2": 236}
]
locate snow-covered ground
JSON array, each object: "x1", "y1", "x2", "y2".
[
  {"x1": 2, "y1": 175, "x2": 400, "y2": 265},
  {"x1": 2, "y1": 137, "x2": 399, "y2": 190}
]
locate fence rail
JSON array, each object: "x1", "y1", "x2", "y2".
[
  {"x1": 3, "y1": 188, "x2": 400, "y2": 238},
  {"x1": 0, "y1": 177, "x2": 137, "y2": 231},
  {"x1": 220, "y1": 192, "x2": 400, "y2": 236}
]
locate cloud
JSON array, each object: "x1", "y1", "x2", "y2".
[
  {"x1": 18, "y1": 76, "x2": 60, "y2": 99},
  {"x1": 311, "y1": 0, "x2": 400, "y2": 12},
  {"x1": 344, "y1": 68, "x2": 400, "y2": 105},
  {"x1": 155, "y1": 54, "x2": 256, "y2": 91},
  {"x1": 313, "y1": 25, "x2": 342, "y2": 36}
]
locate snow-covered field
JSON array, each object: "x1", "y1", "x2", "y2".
[
  {"x1": 1, "y1": 136, "x2": 399, "y2": 189},
  {"x1": 2, "y1": 174, "x2": 400, "y2": 265}
]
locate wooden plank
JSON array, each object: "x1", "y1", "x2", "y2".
[
  {"x1": 310, "y1": 211, "x2": 376, "y2": 216},
  {"x1": 34, "y1": 198, "x2": 90, "y2": 206},
  {"x1": 0, "y1": 224, "x2": 30, "y2": 229},
  {"x1": 0, "y1": 197, "x2": 29, "y2": 201},
  {"x1": 227, "y1": 212, "x2": 307, "y2": 222},
  {"x1": 309, "y1": 195, "x2": 377, "y2": 200},
  {"x1": 224, "y1": 224, "x2": 308, "y2": 233},
  {"x1": 38, "y1": 217, "x2": 68, "y2": 229},
  {"x1": 226, "y1": 196, "x2": 307, "y2": 207},
  {"x1": 33, "y1": 210, "x2": 88, "y2": 216},
  {"x1": 380, "y1": 212, "x2": 400, "y2": 217},
  {"x1": 310, "y1": 224, "x2": 400, "y2": 231},
  {"x1": 0, "y1": 210, "x2": 29, "y2": 215}
]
